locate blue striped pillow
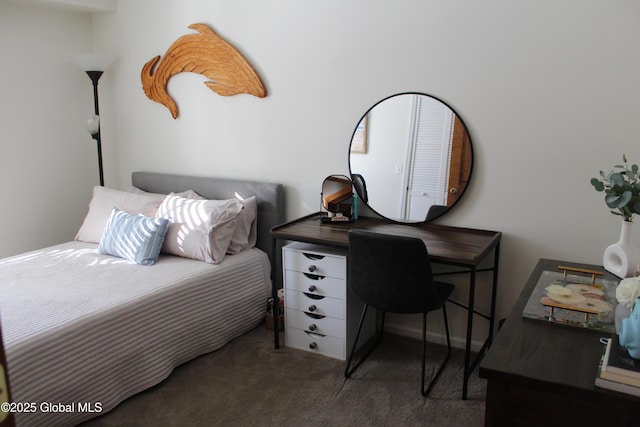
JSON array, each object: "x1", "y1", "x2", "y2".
[{"x1": 98, "y1": 208, "x2": 169, "y2": 265}]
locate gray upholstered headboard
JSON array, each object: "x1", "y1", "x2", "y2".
[{"x1": 131, "y1": 171, "x2": 285, "y2": 261}]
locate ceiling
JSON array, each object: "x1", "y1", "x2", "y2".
[{"x1": 3, "y1": 0, "x2": 116, "y2": 13}]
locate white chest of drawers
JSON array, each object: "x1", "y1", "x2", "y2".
[{"x1": 282, "y1": 242, "x2": 375, "y2": 360}]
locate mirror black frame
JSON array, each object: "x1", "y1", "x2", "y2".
[{"x1": 348, "y1": 92, "x2": 474, "y2": 223}]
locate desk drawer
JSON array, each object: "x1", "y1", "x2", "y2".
[
  {"x1": 285, "y1": 327, "x2": 344, "y2": 360},
  {"x1": 285, "y1": 307, "x2": 345, "y2": 338},
  {"x1": 283, "y1": 246, "x2": 346, "y2": 279},
  {"x1": 284, "y1": 270, "x2": 345, "y2": 299},
  {"x1": 285, "y1": 289, "x2": 344, "y2": 319}
]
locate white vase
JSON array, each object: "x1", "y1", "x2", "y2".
[{"x1": 603, "y1": 220, "x2": 640, "y2": 278}]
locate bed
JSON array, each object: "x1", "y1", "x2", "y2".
[{"x1": 0, "y1": 172, "x2": 284, "y2": 427}]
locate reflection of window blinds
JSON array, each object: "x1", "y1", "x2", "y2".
[
  {"x1": 409, "y1": 96, "x2": 453, "y2": 205},
  {"x1": 444, "y1": 119, "x2": 454, "y2": 196}
]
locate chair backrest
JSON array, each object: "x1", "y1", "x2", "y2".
[
  {"x1": 348, "y1": 229, "x2": 441, "y2": 314},
  {"x1": 351, "y1": 174, "x2": 368, "y2": 203},
  {"x1": 426, "y1": 204, "x2": 448, "y2": 221}
]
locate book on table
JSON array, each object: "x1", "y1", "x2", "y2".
[
  {"x1": 596, "y1": 338, "x2": 640, "y2": 395},
  {"x1": 596, "y1": 369, "x2": 640, "y2": 397},
  {"x1": 605, "y1": 336, "x2": 640, "y2": 379}
]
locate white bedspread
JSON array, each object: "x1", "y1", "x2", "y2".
[{"x1": 0, "y1": 241, "x2": 270, "y2": 427}]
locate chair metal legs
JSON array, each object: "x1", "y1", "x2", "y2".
[
  {"x1": 345, "y1": 304, "x2": 452, "y2": 398},
  {"x1": 421, "y1": 305, "x2": 451, "y2": 396},
  {"x1": 344, "y1": 304, "x2": 385, "y2": 378}
]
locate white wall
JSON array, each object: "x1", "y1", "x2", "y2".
[
  {"x1": 0, "y1": 1, "x2": 96, "y2": 258},
  {"x1": 3, "y1": 0, "x2": 640, "y2": 348}
]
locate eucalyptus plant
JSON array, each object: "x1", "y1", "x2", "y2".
[{"x1": 591, "y1": 154, "x2": 640, "y2": 222}]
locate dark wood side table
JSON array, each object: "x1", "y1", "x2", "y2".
[
  {"x1": 479, "y1": 258, "x2": 640, "y2": 426},
  {"x1": 270, "y1": 212, "x2": 502, "y2": 399}
]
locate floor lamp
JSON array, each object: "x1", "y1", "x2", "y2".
[{"x1": 73, "y1": 53, "x2": 114, "y2": 186}]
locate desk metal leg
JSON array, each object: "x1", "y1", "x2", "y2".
[
  {"x1": 461, "y1": 244, "x2": 500, "y2": 400},
  {"x1": 488, "y1": 244, "x2": 500, "y2": 345},
  {"x1": 271, "y1": 237, "x2": 280, "y2": 349},
  {"x1": 462, "y1": 267, "x2": 476, "y2": 400}
]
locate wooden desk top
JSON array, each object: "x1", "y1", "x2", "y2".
[
  {"x1": 271, "y1": 213, "x2": 501, "y2": 267},
  {"x1": 479, "y1": 258, "x2": 627, "y2": 395}
]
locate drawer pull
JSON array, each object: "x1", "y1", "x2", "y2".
[
  {"x1": 308, "y1": 265, "x2": 317, "y2": 273},
  {"x1": 303, "y1": 292, "x2": 323, "y2": 300},
  {"x1": 303, "y1": 253, "x2": 325, "y2": 260},
  {"x1": 308, "y1": 285, "x2": 317, "y2": 292},
  {"x1": 308, "y1": 304, "x2": 317, "y2": 312},
  {"x1": 308, "y1": 323, "x2": 317, "y2": 331},
  {"x1": 304, "y1": 312, "x2": 325, "y2": 319},
  {"x1": 309, "y1": 342, "x2": 318, "y2": 350}
]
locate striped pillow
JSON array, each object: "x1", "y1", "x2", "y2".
[{"x1": 98, "y1": 208, "x2": 169, "y2": 265}]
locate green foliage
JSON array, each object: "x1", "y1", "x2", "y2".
[{"x1": 591, "y1": 154, "x2": 640, "y2": 222}]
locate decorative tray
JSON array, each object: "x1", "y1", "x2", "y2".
[{"x1": 522, "y1": 265, "x2": 619, "y2": 333}]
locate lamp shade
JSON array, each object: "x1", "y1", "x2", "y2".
[
  {"x1": 85, "y1": 115, "x2": 100, "y2": 135},
  {"x1": 73, "y1": 53, "x2": 114, "y2": 72}
]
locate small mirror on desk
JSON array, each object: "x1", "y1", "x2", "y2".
[{"x1": 321, "y1": 175, "x2": 356, "y2": 223}]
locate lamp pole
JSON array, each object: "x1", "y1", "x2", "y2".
[
  {"x1": 73, "y1": 53, "x2": 113, "y2": 187},
  {"x1": 86, "y1": 70, "x2": 104, "y2": 186}
]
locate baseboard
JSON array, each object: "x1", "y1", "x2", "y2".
[{"x1": 384, "y1": 320, "x2": 484, "y2": 353}]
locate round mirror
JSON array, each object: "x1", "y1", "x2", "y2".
[{"x1": 348, "y1": 92, "x2": 473, "y2": 223}]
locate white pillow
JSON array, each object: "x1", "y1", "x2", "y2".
[
  {"x1": 127, "y1": 186, "x2": 202, "y2": 200},
  {"x1": 75, "y1": 186, "x2": 165, "y2": 244},
  {"x1": 173, "y1": 190, "x2": 258, "y2": 255},
  {"x1": 156, "y1": 194, "x2": 243, "y2": 264},
  {"x1": 227, "y1": 195, "x2": 257, "y2": 254}
]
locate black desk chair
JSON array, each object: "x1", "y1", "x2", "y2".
[
  {"x1": 344, "y1": 229, "x2": 454, "y2": 397},
  {"x1": 351, "y1": 173, "x2": 368, "y2": 203},
  {"x1": 426, "y1": 204, "x2": 448, "y2": 221}
]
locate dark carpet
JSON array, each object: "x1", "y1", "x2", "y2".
[{"x1": 81, "y1": 326, "x2": 486, "y2": 426}]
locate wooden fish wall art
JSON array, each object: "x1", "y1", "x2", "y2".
[{"x1": 141, "y1": 23, "x2": 266, "y2": 119}]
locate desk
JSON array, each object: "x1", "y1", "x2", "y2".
[
  {"x1": 270, "y1": 212, "x2": 502, "y2": 399},
  {"x1": 479, "y1": 258, "x2": 640, "y2": 426}
]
